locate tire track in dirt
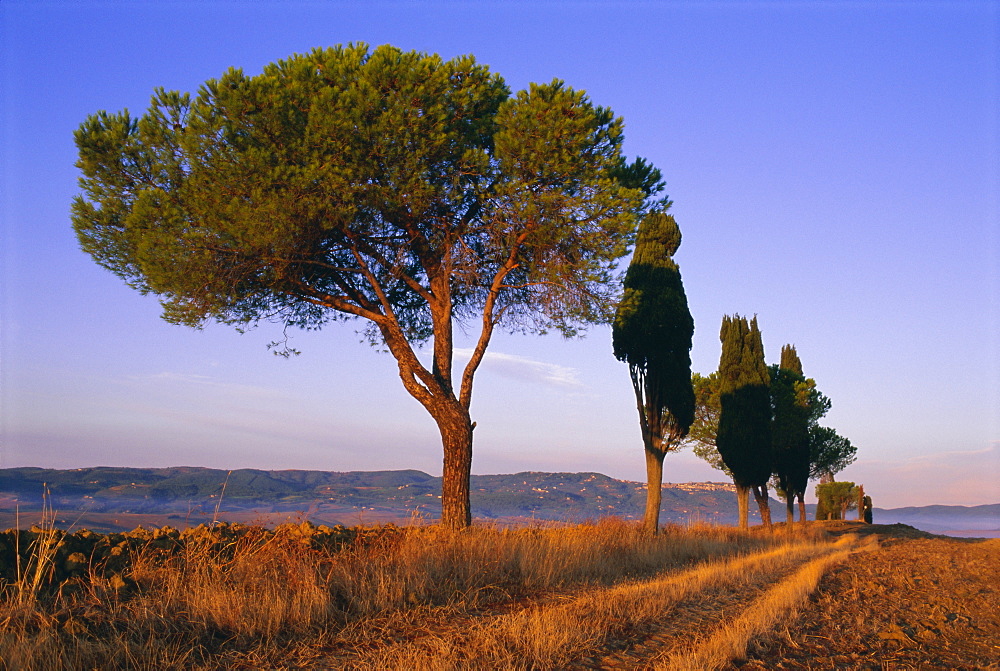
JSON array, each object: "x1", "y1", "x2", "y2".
[
  {"x1": 567, "y1": 536, "x2": 863, "y2": 670},
  {"x1": 325, "y1": 536, "x2": 857, "y2": 670},
  {"x1": 737, "y1": 534, "x2": 1000, "y2": 670},
  {"x1": 657, "y1": 540, "x2": 864, "y2": 670}
]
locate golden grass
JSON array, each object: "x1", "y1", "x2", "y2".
[
  {"x1": 659, "y1": 534, "x2": 868, "y2": 670},
  {"x1": 10, "y1": 490, "x2": 61, "y2": 607},
  {"x1": 0, "y1": 517, "x2": 835, "y2": 670},
  {"x1": 327, "y1": 519, "x2": 773, "y2": 615},
  {"x1": 352, "y1": 532, "x2": 848, "y2": 670}
]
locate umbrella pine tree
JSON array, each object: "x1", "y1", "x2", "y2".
[{"x1": 70, "y1": 45, "x2": 654, "y2": 529}]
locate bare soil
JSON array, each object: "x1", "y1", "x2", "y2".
[{"x1": 736, "y1": 522, "x2": 1000, "y2": 670}]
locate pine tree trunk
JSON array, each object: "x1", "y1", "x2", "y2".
[
  {"x1": 437, "y1": 407, "x2": 474, "y2": 530},
  {"x1": 643, "y1": 448, "x2": 665, "y2": 535},
  {"x1": 798, "y1": 494, "x2": 807, "y2": 525},
  {"x1": 753, "y1": 484, "x2": 772, "y2": 530},
  {"x1": 785, "y1": 496, "x2": 795, "y2": 526},
  {"x1": 736, "y1": 483, "x2": 750, "y2": 530}
]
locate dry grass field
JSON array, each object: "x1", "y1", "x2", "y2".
[{"x1": 0, "y1": 518, "x2": 996, "y2": 670}]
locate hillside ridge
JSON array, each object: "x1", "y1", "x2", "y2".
[
  {"x1": 0, "y1": 466, "x2": 741, "y2": 525},
  {"x1": 2, "y1": 467, "x2": 996, "y2": 533}
]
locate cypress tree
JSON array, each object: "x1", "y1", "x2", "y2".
[
  {"x1": 716, "y1": 315, "x2": 772, "y2": 529},
  {"x1": 780, "y1": 345, "x2": 803, "y2": 375},
  {"x1": 613, "y1": 205, "x2": 695, "y2": 534},
  {"x1": 770, "y1": 344, "x2": 811, "y2": 525}
]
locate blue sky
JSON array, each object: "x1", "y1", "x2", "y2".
[{"x1": 2, "y1": 1, "x2": 998, "y2": 508}]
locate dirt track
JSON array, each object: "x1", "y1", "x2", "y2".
[
  {"x1": 313, "y1": 531, "x2": 857, "y2": 670},
  {"x1": 316, "y1": 523, "x2": 1000, "y2": 670},
  {"x1": 570, "y1": 524, "x2": 1000, "y2": 670},
  {"x1": 737, "y1": 524, "x2": 1000, "y2": 670}
]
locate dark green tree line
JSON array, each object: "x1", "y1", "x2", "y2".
[
  {"x1": 690, "y1": 342, "x2": 856, "y2": 526},
  {"x1": 613, "y1": 206, "x2": 695, "y2": 534},
  {"x1": 71, "y1": 44, "x2": 658, "y2": 529}
]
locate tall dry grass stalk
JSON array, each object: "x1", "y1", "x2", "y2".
[
  {"x1": 12, "y1": 486, "x2": 60, "y2": 606},
  {"x1": 1, "y1": 522, "x2": 335, "y2": 670},
  {"x1": 132, "y1": 525, "x2": 330, "y2": 637}
]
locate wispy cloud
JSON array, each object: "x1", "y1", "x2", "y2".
[
  {"x1": 453, "y1": 349, "x2": 583, "y2": 389},
  {"x1": 127, "y1": 372, "x2": 288, "y2": 400},
  {"x1": 147, "y1": 372, "x2": 214, "y2": 384}
]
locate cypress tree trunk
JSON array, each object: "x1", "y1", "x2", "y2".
[
  {"x1": 736, "y1": 483, "x2": 750, "y2": 530},
  {"x1": 643, "y1": 447, "x2": 666, "y2": 534},
  {"x1": 752, "y1": 484, "x2": 772, "y2": 530}
]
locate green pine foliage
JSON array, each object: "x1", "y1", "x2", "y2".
[
  {"x1": 70, "y1": 44, "x2": 655, "y2": 529},
  {"x1": 687, "y1": 372, "x2": 729, "y2": 475},
  {"x1": 809, "y1": 426, "x2": 858, "y2": 480},
  {"x1": 716, "y1": 315, "x2": 772, "y2": 488},
  {"x1": 73, "y1": 46, "x2": 645, "y2": 337}
]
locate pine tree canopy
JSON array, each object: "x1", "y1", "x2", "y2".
[
  {"x1": 809, "y1": 425, "x2": 858, "y2": 479},
  {"x1": 71, "y1": 43, "x2": 658, "y2": 529},
  {"x1": 688, "y1": 371, "x2": 727, "y2": 473},
  {"x1": 72, "y1": 44, "x2": 650, "y2": 343}
]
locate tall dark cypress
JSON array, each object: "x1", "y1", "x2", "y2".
[
  {"x1": 613, "y1": 206, "x2": 695, "y2": 534},
  {"x1": 716, "y1": 315, "x2": 772, "y2": 529},
  {"x1": 771, "y1": 345, "x2": 812, "y2": 525}
]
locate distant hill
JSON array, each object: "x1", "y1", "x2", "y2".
[
  {"x1": 0, "y1": 466, "x2": 748, "y2": 525},
  {"x1": 873, "y1": 504, "x2": 1000, "y2": 537},
  {"x1": 2, "y1": 467, "x2": 996, "y2": 535}
]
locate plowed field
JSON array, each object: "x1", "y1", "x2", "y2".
[
  {"x1": 316, "y1": 524, "x2": 1000, "y2": 670},
  {"x1": 737, "y1": 524, "x2": 1000, "y2": 670}
]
